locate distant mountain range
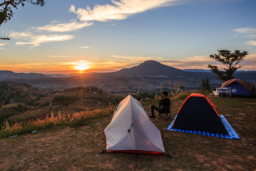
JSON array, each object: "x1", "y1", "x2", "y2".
[
  {"x1": 0, "y1": 71, "x2": 49, "y2": 81},
  {"x1": 184, "y1": 69, "x2": 256, "y2": 73},
  {"x1": 0, "y1": 71, "x2": 73, "y2": 81},
  {"x1": 1, "y1": 60, "x2": 256, "y2": 93}
]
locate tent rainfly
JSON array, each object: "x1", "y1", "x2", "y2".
[
  {"x1": 221, "y1": 79, "x2": 256, "y2": 97},
  {"x1": 166, "y1": 93, "x2": 240, "y2": 139},
  {"x1": 104, "y1": 95, "x2": 170, "y2": 156}
]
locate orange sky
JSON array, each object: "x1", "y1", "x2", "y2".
[{"x1": 0, "y1": 54, "x2": 256, "y2": 74}]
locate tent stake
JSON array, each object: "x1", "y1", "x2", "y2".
[{"x1": 135, "y1": 151, "x2": 138, "y2": 168}]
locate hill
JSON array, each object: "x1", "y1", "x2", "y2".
[
  {"x1": 0, "y1": 83, "x2": 124, "y2": 125},
  {"x1": 0, "y1": 71, "x2": 49, "y2": 81},
  {"x1": 115, "y1": 60, "x2": 186, "y2": 76}
]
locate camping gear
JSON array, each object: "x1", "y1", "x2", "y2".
[
  {"x1": 221, "y1": 79, "x2": 256, "y2": 97},
  {"x1": 166, "y1": 93, "x2": 240, "y2": 139},
  {"x1": 104, "y1": 95, "x2": 170, "y2": 156},
  {"x1": 213, "y1": 87, "x2": 231, "y2": 97}
]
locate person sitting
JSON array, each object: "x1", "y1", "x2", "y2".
[{"x1": 150, "y1": 91, "x2": 171, "y2": 119}]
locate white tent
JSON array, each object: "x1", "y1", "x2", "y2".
[{"x1": 104, "y1": 95, "x2": 166, "y2": 154}]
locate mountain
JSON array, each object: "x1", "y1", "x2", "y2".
[
  {"x1": 0, "y1": 71, "x2": 49, "y2": 81},
  {"x1": 184, "y1": 69, "x2": 211, "y2": 72},
  {"x1": 115, "y1": 60, "x2": 186, "y2": 76}
]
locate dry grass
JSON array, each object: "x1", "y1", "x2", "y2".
[
  {"x1": 3, "y1": 102, "x2": 25, "y2": 109},
  {"x1": 0, "y1": 104, "x2": 115, "y2": 138}
]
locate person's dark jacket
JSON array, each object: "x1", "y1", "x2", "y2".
[{"x1": 159, "y1": 98, "x2": 171, "y2": 113}]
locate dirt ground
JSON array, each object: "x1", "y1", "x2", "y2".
[{"x1": 0, "y1": 96, "x2": 256, "y2": 171}]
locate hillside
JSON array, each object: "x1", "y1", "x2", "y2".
[
  {"x1": 0, "y1": 83, "x2": 124, "y2": 125},
  {"x1": 0, "y1": 92, "x2": 255, "y2": 170}
]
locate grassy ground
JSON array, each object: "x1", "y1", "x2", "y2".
[
  {"x1": 3, "y1": 102, "x2": 25, "y2": 109},
  {"x1": 0, "y1": 95, "x2": 255, "y2": 171}
]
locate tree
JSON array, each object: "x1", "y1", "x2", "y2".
[
  {"x1": 201, "y1": 78, "x2": 211, "y2": 92},
  {"x1": 201, "y1": 79, "x2": 206, "y2": 91},
  {"x1": 208, "y1": 50, "x2": 248, "y2": 81},
  {"x1": 0, "y1": 0, "x2": 45, "y2": 40}
]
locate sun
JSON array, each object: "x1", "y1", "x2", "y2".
[
  {"x1": 75, "y1": 65, "x2": 89, "y2": 73},
  {"x1": 75, "y1": 65, "x2": 89, "y2": 71}
]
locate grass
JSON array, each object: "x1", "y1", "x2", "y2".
[
  {"x1": 3, "y1": 102, "x2": 25, "y2": 109},
  {"x1": 0, "y1": 93, "x2": 255, "y2": 170},
  {"x1": 0, "y1": 104, "x2": 115, "y2": 138}
]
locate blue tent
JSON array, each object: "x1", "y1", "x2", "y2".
[{"x1": 221, "y1": 79, "x2": 256, "y2": 97}]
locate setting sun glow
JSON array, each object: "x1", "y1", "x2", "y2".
[{"x1": 75, "y1": 65, "x2": 89, "y2": 71}]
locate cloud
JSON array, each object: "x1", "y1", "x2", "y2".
[
  {"x1": 61, "y1": 60, "x2": 90, "y2": 67},
  {"x1": 70, "y1": 0, "x2": 177, "y2": 22},
  {"x1": 48, "y1": 55, "x2": 70, "y2": 58},
  {"x1": 233, "y1": 27, "x2": 256, "y2": 38},
  {"x1": 112, "y1": 55, "x2": 162, "y2": 61},
  {"x1": 11, "y1": 32, "x2": 74, "y2": 47},
  {"x1": 161, "y1": 54, "x2": 256, "y2": 70},
  {"x1": 0, "y1": 43, "x2": 5, "y2": 49},
  {"x1": 37, "y1": 21, "x2": 93, "y2": 32},
  {"x1": 246, "y1": 40, "x2": 256, "y2": 46},
  {"x1": 79, "y1": 46, "x2": 90, "y2": 48},
  {"x1": 50, "y1": 20, "x2": 60, "y2": 24}
]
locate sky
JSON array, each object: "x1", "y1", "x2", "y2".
[{"x1": 0, "y1": 0, "x2": 256, "y2": 74}]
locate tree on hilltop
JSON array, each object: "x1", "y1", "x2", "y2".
[{"x1": 208, "y1": 50, "x2": 248, "y2": 81}]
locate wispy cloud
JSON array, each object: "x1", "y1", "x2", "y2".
[
  {"x1": 233, "y1": 27, "x2": 256, "y2": 38},
  {"x1": 112, "y1": 55, "x2": 162, "y2": 61},
  {"x1": 246, "y1": 40, "x2": 256, "y2": 46},
  {"x1": 70, "y1": 0, "x2": 177, "y2": 22},
  {"x1": 37, "y1": 21, "x2": 93, "y2": 32},
  {"x1": 162, "y1": 54, "x2": 256, "y2": 70},
  {"x1": 61, "y1": 60, "x2": 90, "y2": 67},
  {"x1": 0, "y1": 43, "x2": 5, "y2": 49},
  {"x1": 79, "y1": 46, "x2": 90, "y2": 49},
  {"x1": 48, "y1": 55, "x2": 70, "y2": 58},
  {"x1": 11, "y1": 32, "x2": 74, "y2": 47},
  {"x1": 50, "y1": 20, "x2": 60, "y2": 24}
]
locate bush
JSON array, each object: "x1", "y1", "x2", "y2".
[{"x1": 0, "y1": 110, "x2": 18, "y2": 126}]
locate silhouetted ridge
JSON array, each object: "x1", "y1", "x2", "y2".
[{"x1": 115, "y1": 60, "x2": 185, "y2": 76}]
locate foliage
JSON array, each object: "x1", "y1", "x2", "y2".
[
  {"x1": 0, "y1": 104, "x2": 115, "y2": 138},
  {"x1": 208, "y1": 50, "x2": 248, "y2": 81},
  {"x1": 65, "y1": 86, "x2": 105, "y2": 94},
  {"x1": 134, "y1": 92, "x2": 158, "y2": 101},
  {"x1": 0, "y1": 110, "x2": 18, "y2": 126},
  {"x1": 201, "y1": 78, "x2": 211, "y2": 92},
  {"x1": 0, "y1": 0, "x2": 45, "y2": 26}
]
